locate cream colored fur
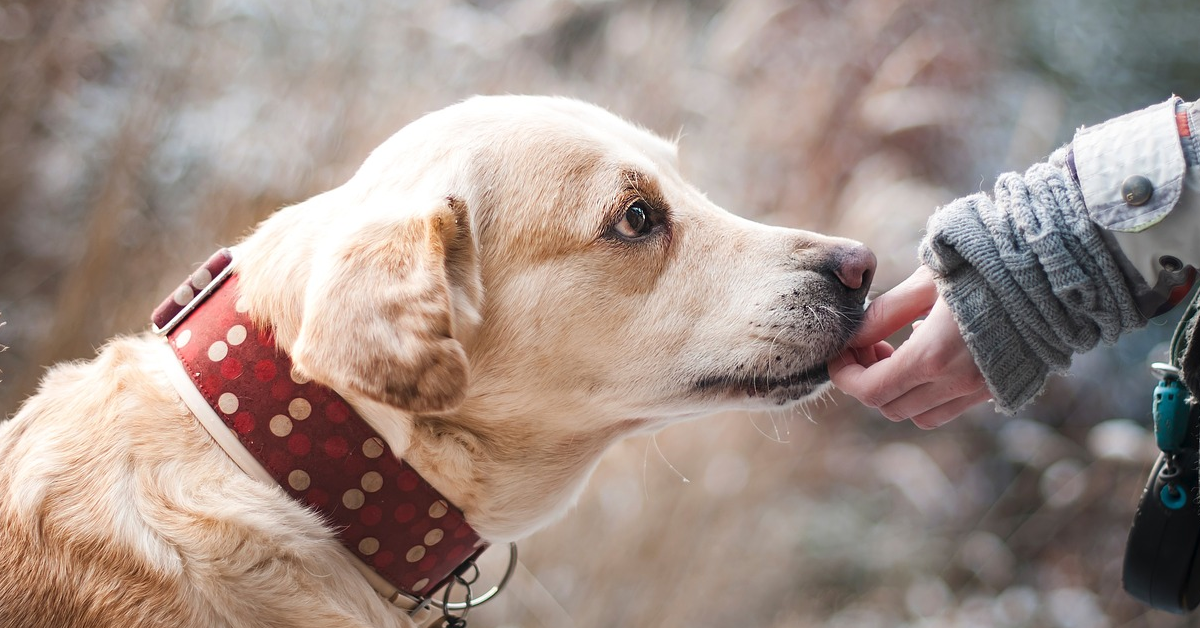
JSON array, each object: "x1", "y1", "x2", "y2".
[{"x1": 0, "y1": 96, "x2": 870, "y2": 627}]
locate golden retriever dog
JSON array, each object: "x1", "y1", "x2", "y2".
[{"x1": 0, "y1": 96, "x2": 874, "y2": 627}]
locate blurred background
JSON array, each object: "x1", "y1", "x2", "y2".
[{"x1": 1, "y1": 0, "x2": 1199, "y2": 626}]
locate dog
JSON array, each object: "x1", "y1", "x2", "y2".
[{"x1": 0, "y1": 96, "x2": 874, "y2": 627}]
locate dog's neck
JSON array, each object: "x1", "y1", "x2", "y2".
[{"x1": 349, "y1": 391, "x2": 653, "y2": 542}]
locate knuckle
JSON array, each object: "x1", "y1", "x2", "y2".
[
  {"x1": 862, "y1": 393, "x2": 887, "y2": 409},
  {"x1": 828, "y1": 366, "x2": 853, "y2": 386},
  {"x1": 908, "y1": 357, "x2": 941, "y2": 382},
  {"x1": 942, "y1": 371, "x2": 985, "y2": 397},
  {"x1": 911, "y1": 414, "x2": 940, "y2": 430}
]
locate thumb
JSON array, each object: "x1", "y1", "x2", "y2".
[{"x1": 851, "y1": 266, "x2": 939, "y2": 347}]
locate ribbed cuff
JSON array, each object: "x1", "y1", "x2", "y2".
[
  {"x1": 919, "y1": 156, "x2": 1147, "y2": 413},
  {"x1": 922, "y1": 196, "x2": 1061, "y2": 412}
]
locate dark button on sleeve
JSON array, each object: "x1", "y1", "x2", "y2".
[{"x1": 1121, "y1": 175, "x2": 1154, "y2": 206}]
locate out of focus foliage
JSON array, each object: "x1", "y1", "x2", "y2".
[{"x1": 0, "y1": 0, "x2": 1197, "y2": 626}]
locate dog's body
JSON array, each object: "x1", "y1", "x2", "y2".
[{"x1": 0, "y1": 96, "x2": 873, "y2": 627}]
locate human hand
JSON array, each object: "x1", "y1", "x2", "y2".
[{"x1": 828, "y1": 266, "x2": 992, "y2": 428}]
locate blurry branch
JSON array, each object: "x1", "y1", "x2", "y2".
[{"x1": 35, "y1": 0, "x2": 184, "y2": 367}]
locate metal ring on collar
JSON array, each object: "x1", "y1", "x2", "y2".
[{"x1": 430, "y1": 543, "x2": 519, "y2": 611}]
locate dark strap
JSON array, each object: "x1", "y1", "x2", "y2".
[
  {"x1": 1123, "y1": 449, "x2": 1200, "y2": 611},
  {"x1": 1123, "y1": 285, "x2": 1200, "y2": 613},
  {"x1": 1175, "y1": 289, "x2": 1200, "y2": 398}
]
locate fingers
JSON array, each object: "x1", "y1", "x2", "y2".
[
  {"x1": 851, "y1": 266, "x2": 939, "y2": 347},
  {"x1": 830, "y1": 344, "x2": 931, "y2": 410},
  {"x1": 877, "y1": 374, "x2": 989, "y2": 424},
  {"x1": 869, "y1": 341, "x2": 895, "y2": 362},
  {"x1": 853, "y1": 341, "x2": 895, "y2": 368},
  {"x1": 828, "y1": 341, "x2": 895, "y2": 379},
  {"x1": 833, "y1": 291, "x2": 992, "y2": 429},
  {"x1": 910, "y1": 389, "x2": 994, "y2": 429}
]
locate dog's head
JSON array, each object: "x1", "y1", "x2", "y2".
[
  {"x1": 241, "y1": 96, "x2": 873, "y2": 428},
  {"x1": 238, "y1": 96, "x2": 873, "y2": 536}
]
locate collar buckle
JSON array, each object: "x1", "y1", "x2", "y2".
[{"x1": 151, "y1": 248, "x2": 237, "y2": 335}]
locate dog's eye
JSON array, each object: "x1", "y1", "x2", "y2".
[{"x1": 614, "y1": 201, "x2": 654, "y2": 240}]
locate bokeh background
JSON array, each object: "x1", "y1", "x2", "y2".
[{"x1": 1, "y1": 0, "x2": 1199, "y2": 626}]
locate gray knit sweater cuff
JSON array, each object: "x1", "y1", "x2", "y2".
[{"x1": 918, "y1": 151, "x2": 1147, "y2": 412}]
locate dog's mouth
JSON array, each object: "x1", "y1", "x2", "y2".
[
  {"x1": 692, "y1": 362, "x2": 830, "y2": 402},
  {"x1": 691, "y1": 305, "x2": 862, "y2": 404}
]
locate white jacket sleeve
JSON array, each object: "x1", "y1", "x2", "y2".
[{"x1": 1073, "y1": 97, "x2": 1200, "y2": 317}]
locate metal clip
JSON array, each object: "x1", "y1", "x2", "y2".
[
  {"x1": 1151, "y1": 362, "x2": 1183, "y2": 380},
  {"x1": 429, "y1": 543, "x2": 518, "y2": 612},
  {"x1": 413, "y1": 543, "x2": 518, "y2": 627}
]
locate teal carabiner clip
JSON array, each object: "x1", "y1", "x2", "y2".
[{"x1": 1152, "y1": 362, "x2": 1189, "y2": 453}]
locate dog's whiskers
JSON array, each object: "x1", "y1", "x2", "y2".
[
  {"x1": 650, "y1": 434, "x2": 689, "y2": 484},
  {"x1": 747, "y1": 410, "x2": 788, "y2": 444}
]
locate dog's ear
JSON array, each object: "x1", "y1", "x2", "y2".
[{"x1": 290, "y1": 196, "x2": 481, "y2": 414}]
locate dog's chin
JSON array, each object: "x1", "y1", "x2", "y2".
[
  {"x1": 691, "y1": 308, "x2": 863, "y2": 408},
  {"x1": 693, "y1": 362, "x2": 832, "y2": 407}
]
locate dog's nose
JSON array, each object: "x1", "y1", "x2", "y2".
[{"x1": 829, "y1": 244, "x2": 876, "y2": 293}]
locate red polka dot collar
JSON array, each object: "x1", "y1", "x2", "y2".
[{"x1": 151, "y1": 249, "x2": 487, "y2": 610}]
